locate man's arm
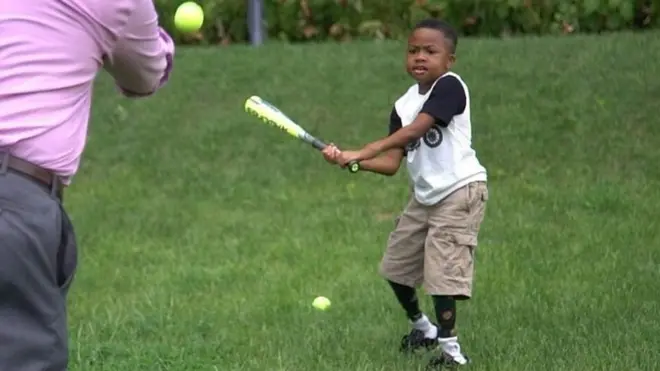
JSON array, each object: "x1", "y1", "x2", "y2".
[{"x1": 103, "y1": 0, "x2": 175, "y2": 98}]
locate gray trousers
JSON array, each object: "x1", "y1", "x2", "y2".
[{"x1": 0, "y1": 170, "x2": 77, "y2": 370}]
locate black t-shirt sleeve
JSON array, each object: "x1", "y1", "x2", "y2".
[
  {"x1": 388, "y1": 107, "x2": 407, "y2": 155},
  {"x1": 419, "y1": 75, "x2": 466, "y2": 127},
  {"x1": 388, "y1": 107, "x2": 402, "y2": 135}
]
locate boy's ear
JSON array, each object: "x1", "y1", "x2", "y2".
[{"x1": 447, "y1": 54, "x2": 456, "y2": 69}]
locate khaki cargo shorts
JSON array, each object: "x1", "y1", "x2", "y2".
[{"x1": 379, "y1": 181, "x2": 488, "y2": 299}]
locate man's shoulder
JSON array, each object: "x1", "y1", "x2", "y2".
[{"x1": 80, "y1": 0, "x2": 148, "y2": 41}]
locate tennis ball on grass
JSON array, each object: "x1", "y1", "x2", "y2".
[
  {"x1": 312, "y1": 296, "x2": 331, "y2": 311},
  {"x1": 174, "y1": 2, "x2": 204, "y2": 33}
]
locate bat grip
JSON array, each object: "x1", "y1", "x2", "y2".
[
  {"x1": 311, "y1": 139, "x2": 327, "y2": 151},
  {"x1": 315, "y1": 139, "x2": 360, "y2": 173}
]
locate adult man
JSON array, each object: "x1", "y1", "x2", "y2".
[{"x1": 0, "y1": 0, "x2": 175, "y2": 369}]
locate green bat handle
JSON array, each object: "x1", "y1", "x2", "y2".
[{"x1": 347, "y1": 161, "x2": 360, "y2": 173}]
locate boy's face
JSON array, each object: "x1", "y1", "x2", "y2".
[{"x1": 406, "y1": 28, "x2": 455, "y2": 89}]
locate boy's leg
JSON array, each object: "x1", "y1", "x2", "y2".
[
  {"x1": 423, "y1": 181, "x2": 488, "y2": 369},
  {"x1": 379, "y1": 197, "x2": 438, "y2": 352}
]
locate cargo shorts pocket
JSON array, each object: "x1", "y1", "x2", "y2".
[{"x1": 466, "y1": 184, "x2": 488, "y2": 239}]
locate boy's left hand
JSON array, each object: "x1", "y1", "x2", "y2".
[{"x1": 338, "y1": 144, "x2": 380, "y2": 166}]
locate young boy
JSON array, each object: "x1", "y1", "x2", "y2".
[{"x1": 322, "y1": 19, "x2": 489, "y2": 369}]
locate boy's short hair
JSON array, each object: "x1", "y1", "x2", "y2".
[{"x1": 413, "y1": 18, "x2": 458, "y2": 54}]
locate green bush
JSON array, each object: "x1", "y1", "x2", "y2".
[{"x1": 156, "y1": 0, "x2": 659, "y2": 45}]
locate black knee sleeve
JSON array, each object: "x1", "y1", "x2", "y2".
[{"x1": 432, "y1": 295, "x2": 457, "y2": 338}]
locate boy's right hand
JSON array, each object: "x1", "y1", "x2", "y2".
[{"x1": 321, "y1": 143, "x2": 341, "y2": 165}]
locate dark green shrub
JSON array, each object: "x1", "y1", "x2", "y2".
[{"x1": 156, "y1": 0, "x2": 658, "y2": 45}]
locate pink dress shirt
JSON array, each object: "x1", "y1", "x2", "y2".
[{"x1": 0, "y1": 0, "x2": 175, "y2": 184}]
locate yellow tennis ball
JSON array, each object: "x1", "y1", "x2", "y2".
[
  {"x1": 312, "y1": 296, "x2": 331, "y2": 310},
  {"x1": 174, "y1": 2, "x2": 204, "y2": 33}
]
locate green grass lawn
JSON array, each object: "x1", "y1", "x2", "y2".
[{"x1": 65, "y1": 31, "x2": 660, "y2": 370}]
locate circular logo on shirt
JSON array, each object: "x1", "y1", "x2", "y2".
[
  {"x1": 405, "y1": 138, "x2": 421, "y2": 153},
  {"x1": 423, "y1": 124, "x2": 443, "y2": 148}
]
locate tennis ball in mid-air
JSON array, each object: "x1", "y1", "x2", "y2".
[
  {"x1": 312, "y1": 296, "x2": 331, "y2": 310},
  {"x1": 174, "y1": 2, "x2": 204, "y2": 33}
]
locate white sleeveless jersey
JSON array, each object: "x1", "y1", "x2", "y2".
[{"x1": 393, "y1": 71, "x2": 487, "y2": 206}]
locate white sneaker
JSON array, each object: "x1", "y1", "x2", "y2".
[{"x1": 425, "y1": 337, "x2": 470, "y2": 369}]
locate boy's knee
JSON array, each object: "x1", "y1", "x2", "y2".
[{"x1": 379, "y1": 259, "x2": 423, "y2": 288}]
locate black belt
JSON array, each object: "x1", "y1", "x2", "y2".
[{"x1": 0, "y1": 152, "x2": 64, "y2": 200}]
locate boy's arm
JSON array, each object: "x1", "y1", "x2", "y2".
[
  {"x1": 346, "y1": 76, "x2": 467, "y2": 161},
  {"x1": 357, "y1": 148, "x2": 405, "y2": 176},
  {"x1": 355, "y1": 107, "x2": 407, "y2": 175}
]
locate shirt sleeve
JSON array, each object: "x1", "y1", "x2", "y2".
[
  {"x1": 388, "y1": 107, "x2": 408, "y2": 155},
  {"x1": 102, "y1": 0, "x2": 175, "y2": 98},
  {"x1": 389, "y1": 107, "x2": 402, "y2": 135},
  {"x1": 419, "y1": 75, "x2": 466, "y2": 127}
]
